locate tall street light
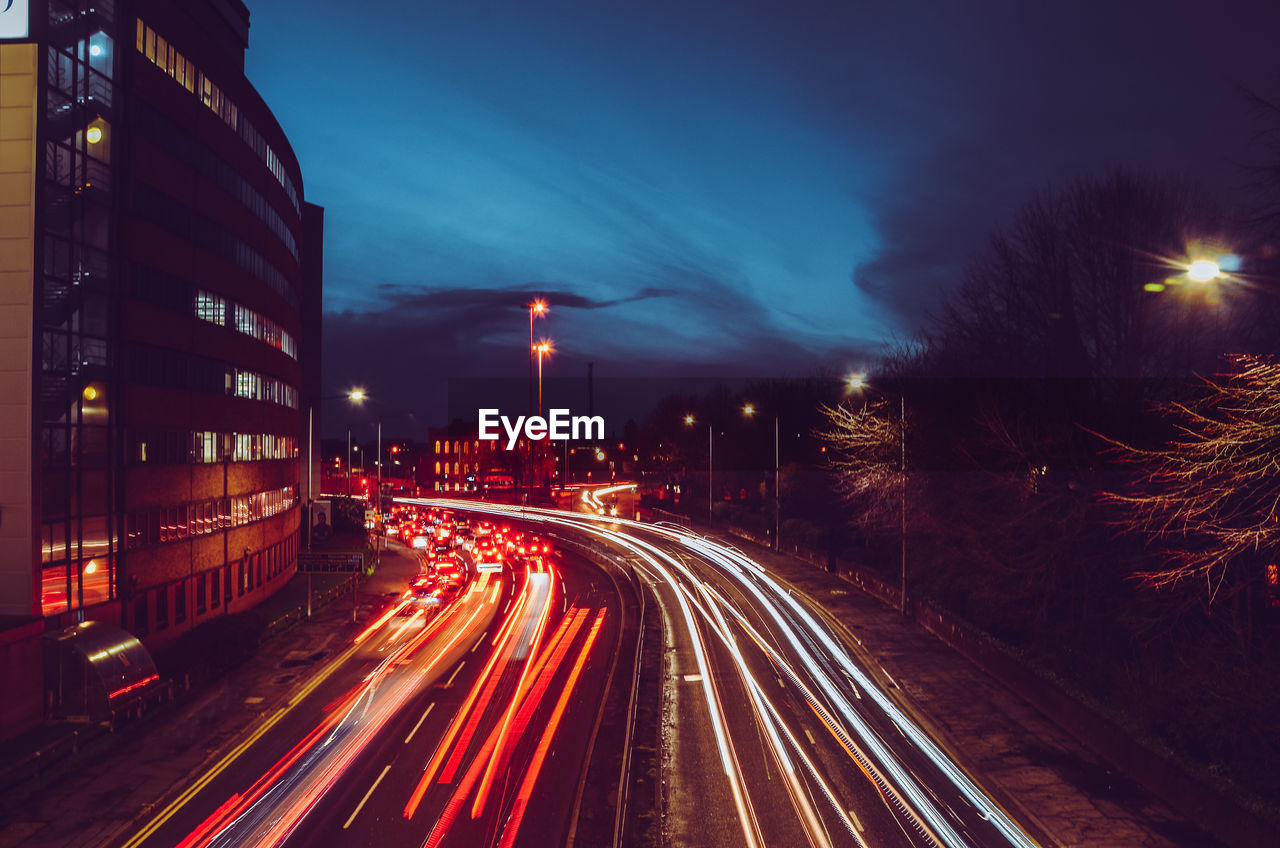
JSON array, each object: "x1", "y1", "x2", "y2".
[
  {"x1": 527, "y1": 299, "x2": 547, "y2": 414},
  {"x1": 347, "y1": 390, "x2": 415, "y2": 571},
  {"x1": 741, "y1": 403, "x2": 781, "y2": 551},
  {"x1": 535, "y1": 339, "x2": 553, "y2": 416},
  {"x1": 848, "y1": 373, "x2": 908, "y2": 614},
  {"x1": 683, "y1": 414, "x2": 712, "y2": 524},
  {"x1": 307, "y1": 388, "x2": 369, "y2": 550}
]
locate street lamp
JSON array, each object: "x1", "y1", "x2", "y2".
[
  {"x1": 741, "y1": 403, "x2": 781, "y2": 551},
  {"x1": 1187, "y1": 258, "x2": 1222, "y2": 284},
  {"x1": 527, "y1": 299, "x2": 547, "y2": 414},
  {"x1": 307, "y1": 388, "x2": 371, "y2": 549},
  {"x1": 848, "y1": 373, "x2": 908, "y2": 614},
  {"x1": 535, "y1": 339, "x2": 553, "y2": 416}
]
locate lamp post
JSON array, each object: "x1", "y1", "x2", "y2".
[
  {"x1": 848, "y1": 374, "x2": 908, "y2": 614},
  {"x1": 740, "y1": 403, "x2": 781, "y2": 551},
  {"x1": 535, "y1": 339, "x2": 553, "y2": 417},
  {"x1": 527, "y1": 299, "x2": 547, "y2": 414},
  {"x1": 306, "y1": 389, "x2": 368, "y2": 552}
]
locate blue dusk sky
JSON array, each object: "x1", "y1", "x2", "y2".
[{"x1": 242, "y1": 0, "x2": 1280, "y2": 434}]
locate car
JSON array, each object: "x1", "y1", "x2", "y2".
[{"x1": 472, "y1": 539, "x2": 504, "y2": 572}]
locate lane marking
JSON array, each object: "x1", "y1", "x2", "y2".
[
  {"x1": 470, "y1": 639, "x2": 483, "y2": 654},
  {"x1": 681, "y1": 673, "x2": 703, "y2": 682},
  {"x1": 804, "y1": 728, "x2": 816, "y2": 745},
  {"x1": 343, "y1": 764, "x2": 392, "y2": 829},
  {"x1": 443, "y1": 660, "x2": 466, "y2": 688},
  {"x1": 847, "y1": 809, "x2": 864, "y2": 832},
  {"x1": 404, "y1": 703, "x2": 436, "y2": 744}
]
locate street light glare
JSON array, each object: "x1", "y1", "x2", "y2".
[
  {"x1": 348, "y1": 389, "x2": 367, "y2": 402},
  {"x1": 1187, "y1": 259, "x2": 1221, "y2": 283},
  {"x1": 847, "y1": 373, "x2": 866, "y2": 390},
  {"x1": 742, "y1": 403, "x2": 756, "y2": 416},
  {"x1": 683, "y1": 414, "x2": 695, "y2": 425},
  {"x1": 530, "y1": 299, "x2": 548, "y2": 315}
]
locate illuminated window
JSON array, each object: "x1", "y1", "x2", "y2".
[
  {"x1": 434, "y1": 440, "x2": 441, "y2": 454},
  {"x1": 434, "y1": 461, "x2": 441, "y2": 474}
]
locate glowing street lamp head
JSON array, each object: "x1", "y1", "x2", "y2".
[
  {"x1": 348, "y1": 388, "x2": 367, "y2": 402},
  {"x1": 847, "y1": 373, "x2": 866, "y2": 391},
  {"x1": 1187, "y1": 259, "x2": 1221, "y2": 283},
  {"x1": 683, "y1": 414, "x2": 695, "y2": 426},
  {"x1": 529, "y1": 298, "x2": 548, "y2": 315},
  {"x1": 742, "y1": 403, "x2": 756, "y2": 416}
]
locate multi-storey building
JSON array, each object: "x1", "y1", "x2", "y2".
[{"x1": 0, "y1": 0, "x2": 322, "y2": 739}]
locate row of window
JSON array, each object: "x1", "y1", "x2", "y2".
[
  {"x1": 436, "y1": 440, "x2": 485, "y2": 455},
  {"x1": 134, "y1": 99, "x2": 299, "y2": 263},
  {"x1": 125, "y1": 485, "x2": 297, "y2": 549},
  {"x1": 130, "y1": 179, "x2": 300, "y2": 314},
  {"x1": 130, "y1": 265, "x2": 298, "y2": 361},
  {"x1": 125, "y1": 343, "x2": 298, "y2": 409},
  {"x1": 136, "y1": 19, "x2": 301, "y2": 215},
  {"x1": 196, "y1": 291, "x2": 297, "y2": 359},
  {"x1": 132, "y1": 429, "x2": 298, "y2": 465},
  {"x1": 132, "y1": 531, "x2": 298, "y2": 636}
]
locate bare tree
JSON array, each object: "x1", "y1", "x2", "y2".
[
  {"x1": 1100, "y1": 354, "x2": 1280, "y2": 603},
  {"x1": 817, "y1": 398, "x2": 904, "y2": 534},
  {"x1": 931, "y1": 170, "x2": 1234, "y2": 401}
]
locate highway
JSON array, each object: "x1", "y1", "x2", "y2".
[
  {"x1": 116, "y1": 490, "x2": 1042, "y2": 848},
  {"x1": 404, "y1": 494, "x2": 1045, "y2": 848},
  {"x1": 118, "y1": 540, "x2": 632, "y2": 848}
]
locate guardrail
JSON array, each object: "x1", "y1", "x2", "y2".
[
  {"x1": 647, "y1": 507, "x2": 691, "y2": 528},
  {"x1": 297, "y1": 552, "x2": 364, "y2": 572}
]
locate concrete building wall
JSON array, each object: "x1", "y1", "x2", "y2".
[{"x1": 0, "y1": 43, "x2": 37, "y2": 617}]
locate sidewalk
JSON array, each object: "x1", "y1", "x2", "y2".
[
  {"x1": 714, "y1": 532, "x2": 1226, "y2": 848},
  {"x1": 0, "y1": 543, "x2": 422, "y2": 848}
]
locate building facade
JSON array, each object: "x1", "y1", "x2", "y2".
[{"x1": 0, "y1": 0, "x2": 321, "y2": 736}]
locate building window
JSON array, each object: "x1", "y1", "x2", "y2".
[
  {"x1": 174, "y1": 579, "x2": 186, "y2": 623},
  {"x1": 195, "y1": 290, "x2": 226, "y2": 325},
  {"x1": 155, "y1": 587, "x2": 169, "y2": 630},
  {"x1": 134, "y1": 594, "x2": 148, "y2": 636},
  {"x1": 224, "y1": 566, "x2": 233, "y2": 603},
  {"x1": 196, "y1": 573, "x2": 207, "y2": 614}
]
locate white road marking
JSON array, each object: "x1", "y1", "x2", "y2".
[
  {"x1": 804, "y1": 728, "x2": 816, "y2": 745},
  {"x1": 470, "y1": 639, "x2": 483, "y2": 654},
  {"x1": 404, "y1": 703, "x2": 435, "y2": 744},
  {"x1": 344, "y1": 764, "x2": 391, "y2": 829},
  {"x1": 682, "y1": 673, "x2": 703, "y2": 682},
  {"x1": 847, "y1": 809, "x2": 864, "y2": 832},
  {"x1": 443, "y1": 660, "x2": 466, "y2": 688}
]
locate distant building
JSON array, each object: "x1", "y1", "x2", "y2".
[{"x1": 0, "y1": 0, "x2": 322, "y2": 739}]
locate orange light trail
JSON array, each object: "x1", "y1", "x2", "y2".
[
  {"x1": 472, "y1": 566, "x2": 557, "y2": 814},
  {"x1": 422, "y1": 607, "x2": 592, "y2": 848},
  {"x1": 354, "y1": 598, "x2": 411, "y2": 644},
  {"x1": 404, "y1": 575, "x2": 534, "y2": 818},
  {"x1": 497, "y1": 609, "x2": 607, "y2": 848}
]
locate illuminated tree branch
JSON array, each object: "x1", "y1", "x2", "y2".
[{"x1": 1100, "y1": 354, "x2": 1280, "y2": 600}]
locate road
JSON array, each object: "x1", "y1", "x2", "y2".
[
  {"x1": 406, "y1": 495, "x2": 1045, "y2": 848},
  {"x1": 118, "y1": 541, "x2": 631, "y2": 848}
]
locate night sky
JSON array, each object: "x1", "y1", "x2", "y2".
[{"x1": 243, "y1": 0, "x2": 1280, "y2": 436}]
